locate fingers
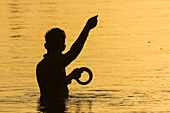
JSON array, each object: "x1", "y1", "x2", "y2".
[
  {"x1": 93, "y1": 15, "x2": 98, "y2": 18},
  {"x1": 88, "y1": 15, "x2": 98, "y2": 21},
  {"x1": 70, "y1": 68, "x2": 82, "y2": 79},
  {"x1": 73, "y1": 68, "x2": 81, "y2": 73},
  {"x1": 73, "y1": 68, "x2": 79, "y2": 72},
  {"x1": 92, "y1": 15, "x2": 98, "y2": 20},
  {"x1": 91, "y1": 15, "x2": 98, "y2": 18}
]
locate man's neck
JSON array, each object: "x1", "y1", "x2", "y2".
[{"x1": 47, "y1": 50, "x2": 62, "y2": 55}]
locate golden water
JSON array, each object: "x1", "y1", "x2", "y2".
[{"x1": 0, "y1": 0, "x2": 170, "y2": 112}]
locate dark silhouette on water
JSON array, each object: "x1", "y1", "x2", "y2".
[
  {"x1": 36, "y1": 15, "x2": 98, "y2": 112},
  {"x1": 37, "y1": 97, "x2": 93, "y2": 112}
]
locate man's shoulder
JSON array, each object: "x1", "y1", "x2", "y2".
[{"x1": 36, "y1": 59, "x2": 45, "y2": 69}]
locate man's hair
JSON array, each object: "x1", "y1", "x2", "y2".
[
  {"x1": 45, "y1": 28, "x2": 65, "y2": 43},
  {"x1": 44, "y1": 28, "x2": 65, "y2": 50}
]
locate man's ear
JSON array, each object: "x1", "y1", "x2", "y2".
[{"x1": 44, "y1": 43, "x2": 48, "y2": 49}]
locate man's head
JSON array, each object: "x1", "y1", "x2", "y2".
[{"x1": 44, "y1": 28, "x2": 66, "y2": 53}]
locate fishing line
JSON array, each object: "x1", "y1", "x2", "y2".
[{"x1": 101, "y1": 20, "x2": 163, "y2": 50}]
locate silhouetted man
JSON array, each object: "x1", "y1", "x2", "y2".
[{"x1": 36, "y1": 15, "x2": 98, "y2": 112}]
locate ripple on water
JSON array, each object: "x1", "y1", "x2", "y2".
[{"x1": 88, "y1": 89, "x2": 120, "y2": 92}]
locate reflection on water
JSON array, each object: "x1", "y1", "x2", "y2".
[
  {"x1": 1, "y1": 0, "x2": 170, "y2": 112},
  {"x1": 37, "y1": 97, "x2": 93, "y2": 113},
  {"x1": 66, "y1": 97, "x2": 93, "y2": 113}
]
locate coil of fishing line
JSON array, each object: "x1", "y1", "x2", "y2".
[{"x1": 76, "y1": 67, "x2": 93, "y2": 85}]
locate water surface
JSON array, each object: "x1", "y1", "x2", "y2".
[{"x1": 0, "y1": 0, "x2": 170, "y2": 112}]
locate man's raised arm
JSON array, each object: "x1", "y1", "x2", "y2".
[{"x1": 63, "y1": 15, "x2": 98, "y2": 66}]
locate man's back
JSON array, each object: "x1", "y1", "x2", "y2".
[{"x1": 36, "y1": 53, "x2": 68, "y2": 103}]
